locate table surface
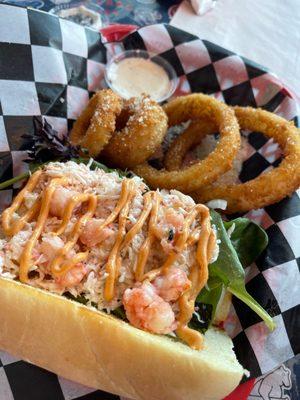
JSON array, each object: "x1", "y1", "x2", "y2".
[{"x1": 171, "y1": 0, "x2": 300, "y2": 99}]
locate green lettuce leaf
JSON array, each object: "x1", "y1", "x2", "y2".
[
  {"x1": 223, "y1": 217, "x2": 268, "y2": 267},
  {"x1": 196, "y1": 276, "x2": 223, "y2": 324},
  {"x1": 209, "y1": 210, "x2": 275, "y2": 331},
  {"x1": 111, "y1": 306, "x2": 127, "y2": 321},
  {"x1": 64, "y1": 292, "x2": 89, "y2": 305}
]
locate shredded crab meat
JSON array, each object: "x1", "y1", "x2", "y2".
[{"x1": 0, "y1": 161, "x2": 218, "y2": 341}]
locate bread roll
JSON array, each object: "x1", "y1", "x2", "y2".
[{"x1": 0, "y1": 277, "x2": 245, "y2": 400}]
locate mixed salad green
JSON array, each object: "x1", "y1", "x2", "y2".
[{"x1": 195, "y1": 211, "x2": 274, "y2": 332}]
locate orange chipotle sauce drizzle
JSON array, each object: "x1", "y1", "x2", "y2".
[
  {"x1": 2, "y1": 170, "x2": 215, "y2": 350},
  {"x1": 134, "y1": 191, "x2": 161, "y2": 282},
  {"x1": 19, "y1": 176, "x2": 67, "y2": 282},
  {"x1": 176, "y1": 206, "x2": 216, "y2": 349},
  {"x1": 2, "y1": 170, "x2": 43, "y2": 236},
  {"x1": 50, "y1": 194, "x2": 98, "y2": 277},
  {"x1": 104, "y1": 180, "x2": 136, "y2": 301}
]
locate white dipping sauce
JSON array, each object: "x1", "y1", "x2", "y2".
[{"x1": 107, "y1": 57, "x2": 172, "y2": 101}]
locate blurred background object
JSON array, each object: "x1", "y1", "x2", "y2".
[
  {"x1": 0, "y1": 0, "x2": 182, "y2": 27},
  {"x1": 190, "y1": 0, "x2": 217, "y2": 15},
  {"x1": 49, "y1": 1, "x2": 109, "y2": 29}
]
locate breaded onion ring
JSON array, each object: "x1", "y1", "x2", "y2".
[
  {"x1": 179, "y1": 107, "x2": 300, "y2": 213},
  {"x1": 164, "y1": 119, "x2": 217, "y2": 171},
  {"x1": 70, "y1": 89, "x2": 122, "y2": 158},
  {"x1": 133, "y1": 94, "x2": 240, "y2": 193},
  {"x1": 165, "y1": 119, "x2": 244, "y2": 188},
  {"x1": 101, "y1": 95, "x2": 168, "y2": 169}
]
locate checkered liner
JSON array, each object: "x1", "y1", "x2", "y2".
[{"x1": 0, "y1": 4, "x2": 299, "y2": 400}]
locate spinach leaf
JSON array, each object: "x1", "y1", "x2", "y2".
[
  {"x1": 210, "y1": 210, "x2": 275, "y2": 331},
  {"x1": 189, "y1": 302, "x2": 214, "y2": 333},
  {"x1": 224, "y1": 218, "x2": 268, "y2": 267},
  {"x1": 196, "y1": 276, "x2": 224, "y2": 324},
  {"x1": 64, "y1": 292, "x2": 127, "y2": 322},
  {"x1": 111, "y1": 306, "x2": 127, "y2": 321},
  {"x1": 64, "y1": 292, "x2": 89, "y2": 305}
]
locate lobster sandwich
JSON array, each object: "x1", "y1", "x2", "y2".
[{"x1": 0, "y1": 161, "x2": 247, "y2": 400}]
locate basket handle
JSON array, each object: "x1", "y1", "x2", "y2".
[{"x1": 100, "y1": 24, "x2": 138, "y2": 42}]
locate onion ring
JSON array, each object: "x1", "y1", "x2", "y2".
[
  {"x1": 165, "y1": 119, "x2": 245, "y2": 188},
  {"x1": 164, "y1": 119, "x2": 217, "y2": 171},
  {"x1": 101, "y1": 95, "x2": 168, "y2": 169},
  {"x1": 133, "y1": 94, "x2": 240, "y2": 193},
  {"x1": 70, "y1": 89, "x2": 122, "y2": 158},
  {"x1": 178, "y1": 107, "x2": 300, "y2": 213}
]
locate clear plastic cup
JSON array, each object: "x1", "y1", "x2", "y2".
[{"x1": 105, "y1": 49, "x2": 178, "y2": 103}]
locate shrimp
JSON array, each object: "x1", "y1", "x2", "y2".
[
  {"x1": 123, "y1": 282, "x2": 177, "y2": 334},
  {"x1": 154, "y1": 208, "x2": 184, "y2": 244},
  {"x1": 165, "y1": 208, "x2": 184, "y2": 231},
  {"x1": 152, "y1": 267, "x2": 191, "y2": 302},
  {"x1": 55, "y1": 263, "x2": 87, "y2": 288},
  {"x1": 49, "y1": 187, "x2": 78, "y2": 218},
  {"x1": 39, "y1": 236, "x2": 65, "y2": 263},
  {"x1": 80, "y1": 219, "x2": 115, "y2": 247}
]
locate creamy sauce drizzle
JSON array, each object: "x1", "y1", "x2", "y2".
[
  {"x1": 50, "y1": 194, "x2": 98, "y2": 277},
  {"x1": 20, "y1": 176, "x2": 67, "y2": 283},
  {"x1": 2, "y1": 170, "x2": 42, "y2": 236},
  {"x1": 107, "y1": 57, "x2": 172, "y2": 101},
  {"x1": 135, "y1": 192, "x2": 161, "y2": 282},
  {"x1": 2, "y1": 171, "x2": 215, "y2": 350}
]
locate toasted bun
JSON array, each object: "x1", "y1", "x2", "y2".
[{"x1": 0, "y1": 277, "x2": 244, "y2": 400}]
